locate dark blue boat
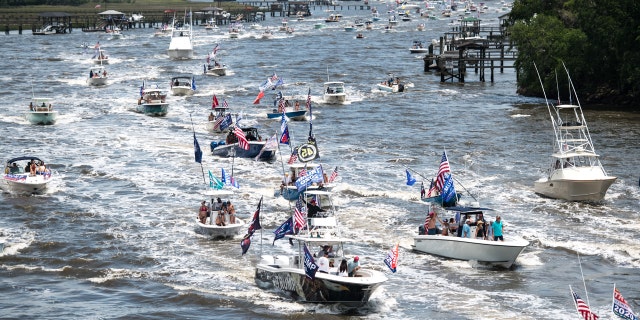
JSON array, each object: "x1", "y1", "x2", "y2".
[{"x1": 210, "y1": 127, "x2": 276, "y2": 162}]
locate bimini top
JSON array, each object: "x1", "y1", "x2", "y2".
[
  {"x1": 6, "y1": 156, "x2": 43, "y2": 164},
  {"x1": 202, "y1": 189, "x2": 234, "y2": 197}
]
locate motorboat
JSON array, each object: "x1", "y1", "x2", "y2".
[
  {"x1": 195, "y1": 190, "x2": 245, "y2": 238},
  {"x1": 417, "y1": 23, "x2": 425, "y2": 31},
  {"x1": 255, "y1": 190, "x2": 388, "y2": 306},
  {"x1": 228, "y1": 23, "x2": 243, "y2": 39},
  {"x1": 206, "y1": 106, "x2": 234, "y2": 133},
  {"x1": 377, "y1": 74, "x2": 406, "y2": 93},
  {"x1": 266, "y1": 93, "x2": 307, "y2": 121},
  {"x1": 87, "y1": 65, "x2": 108, "y2": 86},
  {"x1": 275, "y1": 163, "x2": 334, "y2": 201},
  {"x1": 533, "y1": 65, "x2": 616, "y2": 202},
  {"x1": 92, "y1": 48, "x2": 109, "y2": 64},
  {"x1": 107, "y1": 27, "x2": 124, "y2": 39},
  {"x1": 169, "y1": 76, "x2": 196, "y2": 96},
  {"x1": 323, "y1": 81, "x2": 347, "y2": 104},
  {"x1": 204, "y1": 47, "x2": 227, "y2": 76},
  {"x1": 260, "y1": 28, "x2": 274, "y2": 39},
  {"x1": 344, "y1": 25, "x2": 357, "y2": 32},
  {"x1": 356, "y1": 33, "x2": 365, "y2": 39},
  {"x1": 409, "y1": 40, "x2": 429, "y2": 53},
  {"x1": 26, "y1": 97, "x2": 58, "y2": 125},
  {"x1": 413, "y1": 206, "x2": 529, "y2": 268},
  {"x1": 210, "y1": 127, "x2": 276, "y2": 161},
  {"x1": 2, "y1": 156, "x2": 54, "y2": 194},
  {"x1": 278, "y1": 19, "x2": 288, "y2": 31},
  {"x1": 204, "y1": 19, "x2": 218, "y2": 31},
  {"x1": 167, "y1": 13, "x2": 194, "y2": 60},
  {"x1": 325, "y1": 14, "x2": 341, "y2": 23},
  {"x1": 267, "y1": 109, "x2": 306, "y2": 121},
  {"x1": 135, "y1": 84, "x2": 168, "y2": 117}
]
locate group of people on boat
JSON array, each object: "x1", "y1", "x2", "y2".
[
  {"x1": 89, "y1": 69, "x2": 107, "y2": 78},
  {"x1": 138, "y1": 91, "x2": 166, "y2": 105},
  {"x1": 4, "y1": 159, "x2": 50, "y2": 176},
  {"x1": 29, "y1": 102, "x2": 53, "y2": 112},
  {"x1": 382, "y1": 77, "x2": 400, "y2": 87},
  {"x1": 314, "y1": 245, "x2": 361, "y2": 277},
  {"x1": 198, "y1": 198, "x2": 236, "y2": 226},
  {"x1": 421, "y1": 211, "x2": 505, "y2": 241}
]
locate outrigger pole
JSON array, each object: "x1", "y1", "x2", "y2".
[{"x1": 189, "y1": 113, "x2": 206, "y2": 185}]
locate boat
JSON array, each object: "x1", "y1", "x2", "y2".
[
  {"x1": 417, "y1": 23, "x2": 425, "y2": 31},
  {"x1": 195, "y1": 190, "x2": 245, "y2": 238},
  {"x1": 32, "y1": 25, "x2": 57, "y2": 35},
  {"x1": 314, "y1": 23, "x2": 326, "y2": 29},
  {"x1": 278, "y1": 19, "x2": 288, "y2": 31},
  {"x1": 325, "y1": 14, "x2": 341, "y2": 23},
  {"x1": 206, "y1": 105, "x2": 234, "y2": 133},
  {"x1": 255, "y1": 190, "x2": 388, "y2": 306},
  {"x1": 419, "y1": 151, "x2": 462, "y2": 208},
  {"x1": 135, "y1": 84, "x2": 168, "y2": 117},
  {"x1": 267, "y1": 109, "x2": 306, "y2": 121},
  {"x1": 167, "y1": 13, "x2": 194, "y2": 60},
  {"x1": 412, "y1": 206, "x2": 529, "y2": 268},
  {"x1": 87, "y1": 65, "x2": 108, "y2": 86},
  {"x1": 2, "y1": 156, "x2": 54, "y2": 194},
  {"x1": 260, "y1": 28, "x2": 274, "y2": 39},
  {"x1": 204, "y1": 45, "x2": 227, "y2": 77},
  {"x1": 204, "y1": 19, "x2": 218, "y2": 31},
  {"x1": 356, "y1": 33, "x2": 365, "y2": 39},
  {"x1": 323, "y1": 81, "x2": 347, "y2": 104},
  {"x1": 92, "y1": 48, "x2": 109, "y2": 64},
  {"x1": 107, "y1": 26, "x2": 124, "y2": 39},
  {"x1": 266, "y1": 93, "x2": 307, "y2": 121},
  {"x1": 344, "y1": 25, "x2": 357, "y2": 32},
  {"x1": 533, "y1": 64, "x2": 616, "y2": 202},
  {"x1": 275, "y1": 163, "x2": 334, "y2": 201},
  {"x1": 210, "y1": 127, "x2": 276, "y2": 161},
  {"x1": 376, "y1": 74, "x2": 406, "y2": 92},
  {"x1": 409, "y1": 40, "x2": 429, "y2": 53},
  {"x1": 169, "y1": 76, "x2": 196, "y2": 96},
  {"x1": 26, "y1": 97, "x2": 58, "y2": 125},
  {"x1": 228, "y1": 23, "x2": 243, "y2": 38}
]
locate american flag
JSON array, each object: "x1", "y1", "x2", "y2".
[
  {"x1": 328, "y1": 166, "x2": 338, "y2": 183},
  {"x1": 435, "y1": 151, "x2": 451, "y2": 191},
  {"x1": 212, "y1": 94, "x2": 219, "y2": 109},
  {"x1": 223, "y1": 99, "x2": 229, "y2": 108},
  {"x1": 571, "y1": 288, "x2": 599, "y2": 320},
  {"x1": 213, "y1": 115, "x2": 224, "y2": 130},
  {"x1": 299, "y1": 167, "x2": 307, "y2": 177},
  {"x1": 294, "y1": 196, "x2": 307, "y2": 230},
  {"x1": 287, "y1": 150, "x2": 298, "y2": 164},
  {"x1": 234, "y1": 127, "x2": 250, "y2": 150}
]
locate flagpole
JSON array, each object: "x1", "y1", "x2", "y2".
[
  {"x1": 189, "y1": 113, "x2": 206, "y2": 184},
  {"x1": 577, "y1": 253, "x2": 592, "y2": 308}
]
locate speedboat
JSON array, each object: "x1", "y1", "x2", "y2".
[
  {"x1": 2, "y1": 156, "x2": 54, "y2": 194},
  {"x1": 210, "y1": 127, "x2": 276, "y2": 161},
  {"x1": 260, "y1": 28, "x2": 274, "y2": 39},
  {"x1": 169, "y1": 76, "x2": 195, "y2": 96},
  {"x1": 323, "y1": 81, "x2": 347, "y2": 104},
  {"x1": 377, "y1": 74, "x2": 406, "y2": 93},
  {"x1": 108, "y1": 27, "x2": 124, "y2": 39},
  {"x1": 267, "y1": 93, "x2": 307, "y2": 121},
  {"x1": 204, "y1": 48, "x2": 227, "y2": 76},
  {"x1": 87, "y1": 65, "x2": 108, "y2": 86},
  {"x1": 533, "y1": 65, "x2": 616, "y2": 201},
  {"x1": 413, "y1": 206, "x2": 529, "y2": 268},
  {"x1": 136, "y1": 85, "x2": 168, "y2": 117},
  {"x1": 92, "y1": 48, "x2": 109, "y2": 64},
  {"x1": 195, "y1": 190, "x2": 245, "y2": 238},
  {"x1": 275, "y1": 163, "x2": 334, "y2": 201},
  {"x1": 26, "y1": 97, "x2": 58, "y2": 125},
  {"x1": 344, "y1": 25, "x2": 357, "y2": 32},
  {"x1": 206, "y1": 106, "x2": 234, "y2": 133},
  {"x1": 410, "y1": 40, "x2": 429, "y2": 53},
  {"x1": 167, "y1": 13, "x2": 193, "y2": 60},
  {"x1": 255, "y1": 190, "x2": 388, "y2": 306}
]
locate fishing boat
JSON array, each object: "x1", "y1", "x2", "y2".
[
  {"x1": 135, "y1": 83, "x2": 168, "y2": 117},
  {"x1": 210, "y1": 127, "x2": 276, "y2": 161},
  {"x1": 377, "y1": 74, "x2": 406, "y2": 93},
  {"x1": 26, "y1": 97, "x2": 58, "y2": 125},
  {"x1": 195, "y1": 189, "x2": 245, "y2": 238},
  {"x1": 323, "y1": 81, "x2": 346, "y2": 104},
  {"x1": 413, "y1": 206, "x2": 529, "y2": 268},
  {"x1": 256, "y1": 190, "x2": 387, "y2": 306},
  {"x1": 169, "y1": 76, "x2": 196, "y2": 96},
  {"x1": 533, "y1": 64, "x2": 616, "y2": 202},
  {"x1": 87, "y1": 65, "x2": 108, "y2": 86},
  {"x1": 2, "y1": 156, "x2": 54, "y2": 194},
  {"x1": 167, "y1": 13, "x2": 194, "y2": 60}
]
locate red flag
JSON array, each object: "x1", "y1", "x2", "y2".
[
  {"x1": 253, "y1": 91, "x2": 265, "y2": 105},
  {"x1": 212, "y1": 95, "x2": 219, "y2": 109}
]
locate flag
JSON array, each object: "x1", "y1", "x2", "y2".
[
  {"x1": 295, "y1": 165, "x2": 324, "y2": 192},
  {"x1": 435, "y1": 151, "x2": 451, "y2": 191},
  {"x1": 191, "y1": 77, "x2": 196, "y2": 91},
  {"x1": 213, "y1": 115, "x2": 224, "y2": 130},
  {"x1": 427, "y1": 178, "x2": 436, "y2": 197},
  {"x1": 441, "y1": 174, "x2": 457, "y2": 204},
  {"x1": 219, "y1": 114, "x2": 232, "y2": 131},
  {"x1": 240, "y1": 233, "x2": 252, "y2": 255},
  {"x1": 384, "y1": 243, "x2": 399, "y2": 273},
  {"x1": 273, "y1": 217, "x2": 293, "y2": 244},
  {"x1": 306, "y1": 88, "x2": 313, "y2": 136},
  {"x1": 229, "y1": 176, "x2": 239, "y2": 188},
  {"x1": 193, "y1": 133, "x2": 202, "y2": 163},
  {"x1": 234, "y1": 127, "x2": 250, "y2": 150},
  {"x1": 420, "y1": 182, "x2": 426, "y2": 198},
  {"x1": 255, "y1": 134, "x2": 278, "y2": 161},
  {"x1": 571, "y1": 287, "x2": 599, "y2": 320},
  {"x1": 294, "y1": 195, "x2": 307, "y2": 230},
  {"x1": 139, "y1": 81, "x2": 145, "y2": 97},
  {"x1": 223, "y1": 99, "x2": 229, "y2": 108},
  {"x1": 235, "y1": 111, "x2": 243, "y2": 126},
  {"x1": 280, "y1": 124, "x2": 290, "y2": 145},
  {"x1": 613, "y1": 286, "x2": 638, "y2": 320},
  {"x1": 405, "y1": 169, "x2": 416, "y2": 186},
  {"x1": 287, "y1": 148, "x2": 298, "y2": 164},
  {"x1": 328, "y1": 166, "x2": 338, "y2": 183},
  {"x1": 208, "y1": 170, "x2": 224, "y2": 189},
  {"x1": 299, "y1": 167, "x2": 307, "y2": 177},
  {"x1": 253, "y1": 91, "x2": 265, "y2": 104},
  {"x1": 212, "y1": 95, "x2": 219, "y2": 108},
  {"x1": 221, "y1": 168, "x2": 227, "y2": 184},
  {"x1": 271, "y1": 72, "x2": 278, "y2": 81},
  {"x1": 213, "y1": 43, "x2": 219, "y2": 54},
  {"x1": 247, "y1": 196, "x2": 263, "y2": 234},
  {"x1": 302, "y1": 243, "x2": 318, "y2": 279}
]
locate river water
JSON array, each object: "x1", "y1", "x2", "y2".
[{"x1": 1, "y1": 3, "x2": 639, "y2": 319}]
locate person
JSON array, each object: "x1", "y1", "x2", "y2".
[
  {"x1": 347, "y1": 256, "x2": 360, "y2": 277},
  {"x1": 29, "y1": 102, "x2": 33, "y2": 111},
  {"x1": 424, "y1": 211, "x2": 445, "y2": 235},
  {"x1": 10, "y1": 163, "x2": 19, "y2": 174},
  {"x1": 227, "y1": 200, "x2": 236, "y2": 224},
  {"x1": 441, "y1": 219, "x2": 450, "y2": 236},
  {"x1": 24, "y1": 162, "x2": 30, "y2": 173},
  {"x1": 89, "y1": 69, "x2": 94, "y2": 78},
  {"x1": 213, "y1": 197, "x2": 223, "y2": 211},
  {"x1": 448, "y1": 218, "x2": 458, "y2": 234},
  {"x1": 338, "y1": 259, "x2": 348, "y2": 277},
  {"x1": 102, "y1": 69, "x2": 107, "y2": 77},
  {"x1": 492, "y1": 216, "x2": 504, "y2": 241},
  {"x1": 29, "y1": 160, "x2": 37, "y2": 176},
  {"x1": 475, "y1": 220, "x2": 486, "y2": 239},
  {"x1": 215, "y1": 204, "x2": 227, "y2": 226},
  {"x1": 462, "y1": 219, "x2": 472, "y2": 238},
  {"x1": 37, "y1": 161, "x2": 47, "y2": 174},
  {"x1": 317, "y1": 251, "x2": 329, "y2": 273},
  {"x1": 198, "y1": 201, "x2": 209, "y2": 224},
  {"x1": 208, "y1": 112, "x2": 215, "y2": 121},
  {"x1": 174, "y1": 79, "x2": 179, "y2": 87},
  {"x1": 304, "y1": 198, "x2": 324, "y2": 218},
  {"x1": 486, "y1": 219, "x2": 494, "y2": 240},
  {"x1": 294, "y1": 101, "x2": 300, "y2": 111},
  {"x1": 322, "y1": 245, "x2": 334, "y2": 258}
]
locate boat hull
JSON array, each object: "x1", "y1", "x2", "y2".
[
  {"x1": 170, "y1": 87, "x2": 194, "y2": 96},
  {"x1": 2, "y1": 174, "x2": 52, "y2": 194},
  {"x1": 195, "y1": 217, "x2": 244, "y2": 238},
  {"x1": 255, "y1": 257, "x2": 386, "y2": 306},
  {"x1": 167, "y1": 49, "x2": 193, "y2": 60},
  {"x1": 25, "y1": 111, "x2": 57, "y2": 125},
  {"x1": 211, "y1": 142, "x2": 276, "y2": 161},
  {"x1": 205, "y1": 67, "x2": 227, "y2": 76},
  {"x1": 412, "y1": 235, "x2": 528, "y2": 268},
  {"x1": 135, "y1": 103, "x2": 168, "y2": 117},
  {"x1": 323, "y1": 94, "x2": 346, "y2": 104},
  {"x1": 267, "y1": 110, "x2": 306, "y2": 121},
  {"x1": 87, "y1": 77, "x2": 108, "y2": 86},
  {"x1": 534, "y1": 175, "x2": 616, "y2": 202},
  {"x1": 376, "y1": 83, "x2": 405, "y2": 92}
]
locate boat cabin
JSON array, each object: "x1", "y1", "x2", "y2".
[
  {"x1": 141, "y1": 89, "x2": 167, "y2": 103},
  {"x1": 170, "y1": 76, "x2": 192, "y2": 88},
  {"x1": 418, "y1": 206, "x2": 494, "y2": 237},
  {"x1": 324, "y1": 82, "x2": 345, "y2": 94},
  {"x1": 29, "y1": 98, "x2": 53, "y2": 112}
]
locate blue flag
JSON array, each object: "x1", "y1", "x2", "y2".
[
  {"x1": 241, "y1": 233, "x2": 252, "y2": 255},
  {"x1": 295, "y1": 165, "x2": 324, "y2": 192},
  {"x1": 273, "y1": 217, "x2": 293, "y2": 244},
  {"x1": 441, "y1": 173, "x2": 457, "y2": 204},
  {"x1": 280, "y1": 112, "x2": 290, "y2": 144},
  {"x1": 208, "y1": 170, "x2": 224, "y2": 189},
  {"x1": 405, "y1": 169, "x2": 416, "y2": 186},
  {"x1": 303, "y1": 243, "x2": 318, "y2": 279},
  {"x1": 221, "y1": 168, "x2": 227, "y2": 184},
  {"x1": 219, "y1": 114, "x2": 232, "y2": 131},
  {"x1": 193, "y1": 133, "x2": 202, "y2": 163},
  {"x1": 191, "y1": 76, "x2": 196, "y2": 90}
]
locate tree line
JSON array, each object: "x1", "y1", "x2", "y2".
[
  {"x1": 508, "y1": 0, "x2": 639, "y2": 107},
  {"x1": 0, "y1": 0, "x2": 89, "y2": 6}
]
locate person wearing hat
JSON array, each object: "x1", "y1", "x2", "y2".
[
  {"x1": 347, "y1": 256, "x2": 360, "y2": 277},
  {"x1": 303, "y1": 197, "x2": 324, "y2": 218},
  {"x1": 198, "y1": 201, "x2": 209, "y2": 224},
  {"x1": 475, "y1": 220, "x2": 487, "y2": 239}
]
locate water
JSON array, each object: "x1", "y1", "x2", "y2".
[{"x1": 1, "y1": 4, "x2": 639, "y2": 319}]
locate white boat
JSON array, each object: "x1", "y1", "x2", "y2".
[
  {"x1": 92, "y1": 48, "x2": 109, "y2": 65},
  {"x1": 204, "y1": 19, "x2": 218, "y2": 30},
  {"x1": 376, "y1": 74, "x2": 406, "y2": 92},
  {"x1": 87, "y1": 65, "x2": 108, "y2": 86},
  {"x1": 323, "y1": 81, "x2": 347, "y2": 104},
  {"x1": 344, "y1": 25, "x2": 357, "y2": 32},
  {"x1": 260, "y1": 28, "x2": 274, "y2": 39},
  {"x1": 278, "y1": 19, "x2": 288, "y2": 31},
  {"x1": 136, "y1": 84, "x2": 168, "y2": 117},
  {"x1": 255, "y1": 190, "x2": 388, "y2": 306},
  {"x1": 417, "y1": 23, "x2": 425, "y2": 31},
  {"x1": 107, "y1": 27, "x2": 124, "y2": 39},
  {"x1": 2, "y1": 156, "x2": 54, "y2": 195},
  {"x1": 206, "y1": 105, "x2": 234, "y2": 133},
  {"x1": 228, "y1": 23, "x2": 243, "y2": 39},
  {"x1": 195, "y1": 190, "x2": 245, "y2": 238},
  {"x1": 26, "y1": 97, "x2": 58, "y2": 125},
  {"x1": 169, "y1": 76, "x2": 195, "y2": 96},
  {"x1": 413, "y1": 206, "x2": 529, "y2": 268},
  {"x1": 204, "y1": 46, "x2": 227, "y2": 77},
  {"x1": 167, "y1": 13, "x2": 194, "y2": 60},
  {"x1": 533, "y1": 64, "x2": 616, "y2": 202},
  {"x1": 409, "y1": 40, "x2": 429, "y2": 53}
]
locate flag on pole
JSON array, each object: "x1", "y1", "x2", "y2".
[
  {"x1": 303, "y1": 243, "x2": 318, "y2": 279},
  {"x1": 328, "y1": 167, "x2": 338, "y2": 183},
  {"x1": 240, "y1": 233, "x2": 252, "y2": 255},
  {"x1": 234, "y1": 127, "x2": 250, "y2": 150},
  {"x1": 435, "y1": 151, "x2": 451, "y2": 191},
  {"x1": 294, "y1": 195, "x2": 307, "y2": 230},
  {"x1": 241, "y1": 197, "x2": 263, "y2": 255},
  {"x1": 223, "y1": 99, "x2": 229, "y2": 108},
  {"x1": 213, "y1": 43, "x2": 219, "y2": 54},
  {"x1": 255, "y1": 134, "x2": 278, "y2": 161},
  {"x1": 219, "y1": 114, "x2": 232, "y2": 131},
  {"x1": 287, "y1": 148, "x2": 298, "y2": 164},
  {"x1": 253, "y1": 91, "x2": 265, "y2": 104},
  {"x1": 208, "y1": 170, "x2": 224, "y2": 189},
  {"x1": 280, "y1": 123, "x2": 290, "y2": 145},
  {"x1": 212, "y1": 94, "x2": 219, "y2": 109},
  {"x1": 193, "y1": 133, "x2": 202, "y2": 163},
  {"x1": 383, "y1": 243, "x2": 399, "y2": 273},
  {"x1": 191, "y1": 77, "x2": 196, "y2": 91},
  {"x1": 613, "y1": 286, "x2": 638, "y2": 320},
  {"x1": 213, "y1": 115, "x2": 224, "y2": 130},
  {"x1": 221, "y1": 168, "x2": 227, "y2": 184},
  {"x1": 273, "y1": 217, "x2": 293, "y2": 244},
  {"x1": 571, "y1": 287, "x2": 599, "y2": 320},
  {"x1": 405, "y1": 169, "x2": 416, "y2": 186}
]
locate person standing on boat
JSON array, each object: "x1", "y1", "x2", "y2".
[
  {"x1": 303, "y1": 198, "x2": 324, "y2": 218},
  {"x1": 462, "y1": 219, "x2": 472, "y2": 238},
  {"x1": 317, "y1": 251, "x2": 329, "y2": 273},
  {"x1": 227, "y1": 201, "x2": 236, "y2": 224},
  {"x1": 347, "y1": 256, "x2": 360, "y2": 277},
  {"x1": 424, "y1": 211, "x2": 445, "y2": 235},
  {"x1": 198, "y1": 201, "x2": 209, "y2": 224},
  {"x1": 492, "y1": 216, "x2": 504, "y2": 241}
]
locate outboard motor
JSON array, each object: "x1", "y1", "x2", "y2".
[{"x1": 210, "y1": 140, "x2": 225, "y2": 152}]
